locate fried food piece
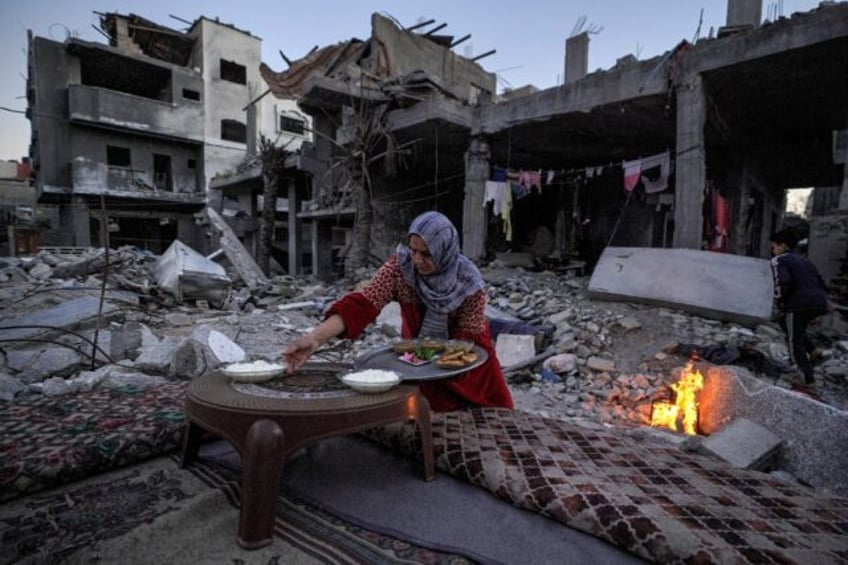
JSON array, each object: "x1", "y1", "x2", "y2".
[{"x1": 436, "y1": 351, "x2": 478, "y2": 369}]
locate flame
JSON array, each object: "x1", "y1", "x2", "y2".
[{"x1": 651, "y1": 360, "x2": 704, "y2": 435}]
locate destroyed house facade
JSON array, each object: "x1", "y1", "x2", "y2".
[
  {"x1": 259, "y1": 12, "x2": 497, "y2": 277},
  {"x1": 261, "y1": 2, "x2": 848, "y2": 289},
  {"x1": 26, "y1": 12, "x2": 306, "y2": 255}
]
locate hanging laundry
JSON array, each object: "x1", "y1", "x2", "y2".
[
  {"x1": 510, "y1": 181, "x2": 527, "y2": 200},
  {"x1": 640, "y1": 150, "x2": 671, "y2": 194},
  {"x1": 502, "y1": 181, "x2": 514, "y2": 242},
  {"x1": 623, "y1": 159, "x2": 642, "y2": 192},
  {"x1": 519, "y1": 170, "x2": 542, "y2": 192},
  {"x1": 492, "y1": 167, "x2": 507, "y2": 182},
  {"x1": 546, "y1": 170, "x2": 555, "y2": 185},
  {"x1": 484, "y1": 181, "x2": 506, "y2": 216}
]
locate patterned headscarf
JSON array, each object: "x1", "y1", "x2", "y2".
[{"x1": 396, "y1": 211, "x2": 485, "y2": 338}]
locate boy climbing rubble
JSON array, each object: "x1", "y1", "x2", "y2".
[{"x1": 769, "y1": 228, "x2": 830, "y2": 387}]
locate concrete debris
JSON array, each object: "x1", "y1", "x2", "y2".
[
  {"x1": 0, "y1": 249, "x2": 847, "y2": 495},
  {"x1": 699, "y1": 417, "x2": 783, "y2": 471}
]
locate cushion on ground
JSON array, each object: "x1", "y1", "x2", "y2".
[{"x1": 0, "y1": 383, "x2": 187, "y2": 502}]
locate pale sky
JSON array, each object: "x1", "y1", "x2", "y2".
[{"x1": 0, "y1": 0, "x2": 826, "y2": 161}]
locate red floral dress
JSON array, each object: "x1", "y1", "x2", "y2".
[{"x1": 325, "y1": 256, "x2": 513, "y2": 412}]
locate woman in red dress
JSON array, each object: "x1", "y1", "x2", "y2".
[{"x1": 283, "y1": 211, "x2": 513, "y2": 412}]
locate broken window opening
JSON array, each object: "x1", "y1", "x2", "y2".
[
  {"x1": 153, "y1": 154, "x2": 172, "y2": 191},
  {"x1": 79, "y1": 49, "x2": 172, "y2": 102},
  {"x1": 220, "y1": 59, "x2": 246, "y2": 85},
  {"x1": 182, "y1": 88, "x2": 200, "y2": 101},
  {"x1": 221, "y1": 119, "x2": 247, "y2": 143},
  {"x1": 279, "y1": 115, "x2": 306, "y2": 135},
  {"x1": 187, "y1": 158, "x2": 197, "y2": 169},
  {"x1": 106, "y1": 145, "x2": 131, "y2": 168}
]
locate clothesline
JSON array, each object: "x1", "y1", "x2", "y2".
[{"x1": 490, "y1": 148, "x2": 674, "y2": 193}]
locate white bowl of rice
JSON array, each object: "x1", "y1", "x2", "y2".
[
  {"x1": 222, "y1": 360, "x2": 286, "y2": 382},
  {"x1": 340, "y1": 369, "x2": 401, "y2": 394}
]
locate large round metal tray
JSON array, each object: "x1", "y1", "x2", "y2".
[{"x1": 353, "y1": 344, "x2": 488, "y2": 382}]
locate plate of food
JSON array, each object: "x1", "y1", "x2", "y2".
[
  {"x1": 340, "y1": 369, "x2": 401, "y2": 393},
  {"x1": 222, "y1": 360, "x2": 286, "y2": 383},
  {"x1": 354, "y1": 339, "x2": 488, "y2": 381}
]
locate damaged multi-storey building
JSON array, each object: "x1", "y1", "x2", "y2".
[
  {"x1": 24, "y1": 1, "x2": 848, "y2": 301},
  {"x1": 26, "y1": 12, "x2": 308, "y2": 254}
]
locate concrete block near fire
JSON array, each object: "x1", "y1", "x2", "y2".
[{"x1": 699, "y1": 417, "x2": 783, "y2": 471}]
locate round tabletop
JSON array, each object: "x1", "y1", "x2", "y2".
[{"x1": 186, "y1": 362, "x2": 418, "y2": 414}]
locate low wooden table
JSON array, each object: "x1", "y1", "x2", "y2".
[{"x1": 180, "y1": 364, "x2": 434, "y2": 549}]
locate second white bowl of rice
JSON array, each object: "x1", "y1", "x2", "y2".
[{"x1": 340, "y1": 369, "x2": 401, "y2": 393}]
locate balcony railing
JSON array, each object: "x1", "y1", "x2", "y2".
[
  {"x1": 70, "y1": 160, "x2": 202, "y2": 200},
  {"x1": 68, "y1": 85, "x2": 203, "y2": 142}
]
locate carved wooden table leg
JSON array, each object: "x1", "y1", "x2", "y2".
[
  {"x1": 415, "y1": 393, "x2": 435, "y2": 481},
  {"x1": 180, "y1": 421, "x2": 205, "y2": 468},
  {"x1": 237, "y1": 419, "x2": 286, "y2": 549}
]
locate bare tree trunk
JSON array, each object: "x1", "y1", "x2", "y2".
[
  {"x1": 345, "y1": 155, "x2": 372, "y2": 275},
  {"x1": 257, "y1": 168, "x2": 278, "y2": 275}
]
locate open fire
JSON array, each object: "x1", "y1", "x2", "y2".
[{"x1": 651, "y1": 359, "x2": 704, "y2": 435}]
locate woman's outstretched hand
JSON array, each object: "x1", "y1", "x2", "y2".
[{"x1": 283, "y1": 334, "x2": 320, "y2": 374}]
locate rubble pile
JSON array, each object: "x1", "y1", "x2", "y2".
[{"x1": 1, "y1": 248, "x2": 847, "y2": 432}]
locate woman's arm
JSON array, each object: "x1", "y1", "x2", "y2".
[{"x1": 283, "y1": 314, "x2": 346, "y2": 373}]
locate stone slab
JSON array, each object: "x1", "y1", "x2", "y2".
[
  {"x1": 588, "y1": 247, "x2": 773, "y2": 324},
  {"x1": 495, "y1": 334, "x2": 536, "y2": 368},
  {"x1": 699, "y1": 417, "x2": 783, "y2": 471},
  {"x1": 0, "y1": 295, "x2": 124, "y2": 341},
  {"x1": 699, "y1": 365, "x2": 848, "y2": 497}
]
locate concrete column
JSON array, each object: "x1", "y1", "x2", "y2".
[
  {"x1": 838, "y1": 131, "x2": 848, "y2": 210},
  {"x1": 726, "y1": 0, "x2": 762, "y2": 27},
  {"x1": 564, "y1": 32, "x2": 589, "y2": 85},
  {"x1": 673, "y1": 73, "x2": 706, "y2": 249},
  {"x1": 246, "y1": 103, "x2": 257, "y2": 157},
  {"x1": 462, "y1": 137, "x2": 490, "y2": 262},
  {"x1": 7, "y1": 225, "x2": 16, "y2": 256},
  {"x1": 70, "y1": 196, "x2": 91, "y2": 247},
  {"x1": 310, "y1": 220, "x2": 333, "y2": 281},
  {"x1": 287, "y1": 178, "x2": 302, "y2": 275}
]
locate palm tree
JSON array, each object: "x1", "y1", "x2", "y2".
[{"x1": 257, "y1": 135, "x2": 289, "y2": 274}]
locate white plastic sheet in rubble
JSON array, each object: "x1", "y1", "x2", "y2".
[{"x1": 154, "y1": 240, "x2": 231, "y2": 305}]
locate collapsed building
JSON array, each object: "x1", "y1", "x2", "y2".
[{"x1": 21, "y1": 1, "x2": 848, "y2": 300}]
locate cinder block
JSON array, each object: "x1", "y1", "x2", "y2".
[{"x1": 699, "y1": 418, "x2": 783, "y2": 471}]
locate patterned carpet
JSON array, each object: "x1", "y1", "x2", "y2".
[
  {"x1": 0, "y1": 454, "x2": 473, "y2": 564},
  {"x1": 3, "y1": 383, "x2": 847, "y2": 563},
  {"x1": 365, "y1": 408, "x2": 848, "y2": 564}
]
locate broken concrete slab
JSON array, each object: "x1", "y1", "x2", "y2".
[
  {"x1": 699, "y1": 418, "x2": 783, "y2": 471},
  {"x1": 0, "y1": 295, "x2": 124, "y2": 342},
  {"x1": 206, "y1": 207, "x2": 268, "y2": 291},
  {"x1": 495, "y1": 333, "x2": 537, "y2": 368},
  {"x1": 17, "y1": 347, "x2": 84, "y2": 384},
  {"x1": 588, "y1": 247, "x2": 773, "y2": 325},
  {"x1": 133, "y1": 328, "x2": 179, "y2": 373},
  {"x1": 0, "y1": 372, "x2": 26, "y2": 401},
  {"x1": 699, "y1": 365, "x2": 848, "y2": 497},
  {"x1": 586, "y1": 356, "x2": 616, "y2": 372}
]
